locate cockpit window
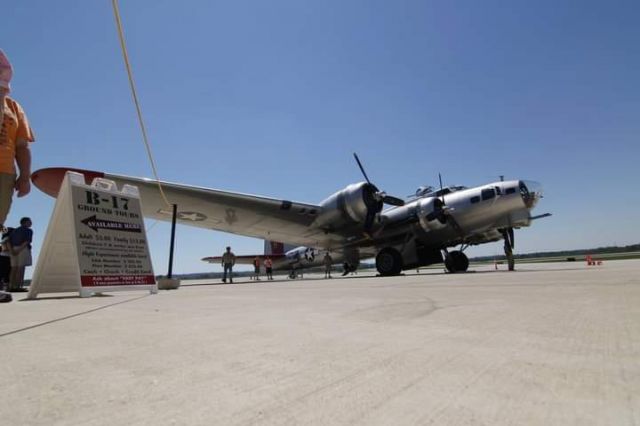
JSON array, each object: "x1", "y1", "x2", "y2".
[
  {"x1": 506, "y1": 187, "x2": 516, "y2": 195},
  {"x1": 519, "y1": 181, "x2": 529, "y2": 197},
  {"x1": 481, "y1": 188, "x2": 495, "y2": 200},
  {"x1": 430, "y1": 185, "x2": 468, "y2": 198},
  {"x1": 470, "y1": 196, "x2": 480, "y2": 204},
  {"x1": 495, "y1": 186, "x2": 502, "y2": 195}
]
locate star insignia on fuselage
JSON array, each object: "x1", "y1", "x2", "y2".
[
  {"x1": 225, "y1": 208, "x2": 238, "y2": 225},
  {"x1": 304, "y1": 248, "x2": 315, "y2": 262},
  {"x1": 178, "y1": 212, "x2": 207, "y2": 221}
]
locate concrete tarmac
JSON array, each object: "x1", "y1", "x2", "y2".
[{"x1": 1, "y1": 260, "x2": 639, "y2": 425}]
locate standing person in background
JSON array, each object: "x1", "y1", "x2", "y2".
[
  {"x1": 9, "y1": 217, "x2": 32, "y2": 292},
  {"x1": 0, "y1": 226, "x2": 13, "y2": 290},
  {"x1": 264, "y1": 257, "x2": 273, "y2": 280},
  {"x1": 0, "y1": 50, "x2": 35, "y2": 229},
  {"x1": 221, "y1": 246, "x2": 236, "y2": 284},
  {"x1": 323, "y1": 252, "x2": 333, "y2": 279},
  {"x1": 252, "y1": 256, "x2": 261, "y2": 281}
]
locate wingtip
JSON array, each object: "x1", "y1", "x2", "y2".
[{"x1": 31, "y1": 167, "x2": 105, "y2": 198}]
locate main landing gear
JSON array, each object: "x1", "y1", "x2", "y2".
[
  {"x1": 288, "y1": 268, "x2": 303, "y2": 279},
  {"x1": 500, "y1": 228, "x2": 516, "y2": 271},
  {"x1": 444, "y1": 249, "x2": 469, "y2": 273},
  {"x1": 375, "y1": 248, "x2": 403, "y2": 276}
]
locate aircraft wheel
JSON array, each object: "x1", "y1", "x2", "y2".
[
  {"x1": 445, "y1": 251, "x2": 469, "y2": 273},
  {"x1": 376, "y1": 248, "x2": 403, "y2": 276}
]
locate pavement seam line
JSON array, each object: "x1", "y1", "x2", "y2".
[{"x1": 0, "y1": 294, "x2": 151, "y2": 338}]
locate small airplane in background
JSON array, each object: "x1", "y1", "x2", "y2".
[
  {"x1": 31, "y1": 154, "x2": 551, "y2": 276},
  {"x1": 202, "y1": 240, "x2": 346, "y2": 279}
]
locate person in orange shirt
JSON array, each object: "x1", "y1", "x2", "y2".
[
  {"x1": 264, "y1": 257, "x2": 273, "y2": 280},
  {"x1": 0, "y1": 49, "x2": 35, "y2": 228}
]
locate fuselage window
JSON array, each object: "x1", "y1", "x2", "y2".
[
  {"x1": 470, "y1": 196, "x2": 480, "y2": 204},
  {"x1": 506, "y1": 187, "x2": 516, "y2": 195},
  {"x1": 481, "y1": 188, "x2": 496, "y2": 200}
]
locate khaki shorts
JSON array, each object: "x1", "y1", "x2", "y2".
[
  {"x1": 0, "y1": 173, "x2": 15, "y2": 226},
  {"x1": 11, "y1": 247, "x2": 32, "y2": 267}
]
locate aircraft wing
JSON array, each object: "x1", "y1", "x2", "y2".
[
  {"x1": 202, "y1": 254, "x2": 286, "y2": 264},
  {"x1": 464, "y1": 229, "x2": 503, "y2": 246},
  {"x1": 31, "y1": 167, "x2": 341, "y2": 248}
]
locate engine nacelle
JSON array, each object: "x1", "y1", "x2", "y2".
[
  {"x1": 417, "y1": 197, "x2": 448, "y2": 233},
  {"x1": 314, "y1": 182, "x2": 382, "y2": 230}
]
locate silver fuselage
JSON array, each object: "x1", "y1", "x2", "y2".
[
  {"x1": 380, "y1": 179, "x2": 541, "y2": 247},
  {"x1": 276, "y1": 179, "x2": 543, "y2": 269}
]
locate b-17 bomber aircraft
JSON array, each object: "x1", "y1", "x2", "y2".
[{"x1": 31, "y1": 154, "x2": 550, "y2": 276}]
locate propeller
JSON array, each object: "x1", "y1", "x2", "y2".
[
  {"x1": 425, "y1": 172, "x2": 448, "y2": 223},
  {"x1": 424, "y1": 172, "x2": 463, "y2": 235},
  {"x1": 353, "y1": 153, "x2": 405, "y2": 206},
  {"x1": 503, "y1": 227, "x2": 515, "y2": 250}
]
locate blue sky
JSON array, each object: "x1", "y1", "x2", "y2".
[{"x1": 2, "y1": 0, "x2": 639, "y2": 275}]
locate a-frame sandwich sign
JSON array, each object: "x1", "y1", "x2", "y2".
[{"x1": 29, "y1": 171, "x2": 157, "y2": 298}]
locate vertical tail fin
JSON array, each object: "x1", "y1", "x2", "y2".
[{"x1": 264, "y1": 240, "x2": 296, "y2": 256}]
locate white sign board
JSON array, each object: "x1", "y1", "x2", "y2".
[{"x1": 29, "y1": 172, "x2": 157, "y2": 298}]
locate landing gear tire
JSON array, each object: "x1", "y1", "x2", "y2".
[
  {"x1": 445, "y1": 251, "x2": 469, "y2": 273},
  {"x1": 376, "y1": 248, "x2": 403, "y2": 276}
]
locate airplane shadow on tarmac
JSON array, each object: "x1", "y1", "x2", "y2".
[{"x1": 181, "y1": 266, "x2": 590, "y2": 287}]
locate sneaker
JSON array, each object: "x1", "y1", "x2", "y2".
[{"x1": 0, "y1": 291, "x2": 12, "y2": 303}]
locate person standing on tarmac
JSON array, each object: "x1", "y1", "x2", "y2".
[
  {"x1": 0, "y1": 226, "x2": 11, "y2": 302},
  {"x1": 323, "y1": 252, "x2": 333, "y2": 279},
  {"x1": 251, "y1": 256, "x2": 261, "y2": 281},
  {"x1": 264, "y1": 257, "x2": 273, "y2": 280},
  {"x1": 0, "y1": 226, "x2": 13, "y2": 289},
  {"x1": 0, "y1": 50, "x2": 36, "y2": 230},
  {"x1": 221, "y1": 246, "x2": 236, "y2": 283},
  {"x1": 8, "y1": 217, "x2": 32, "y2": 292}
]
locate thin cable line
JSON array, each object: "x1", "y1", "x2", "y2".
[{"x1": 111, "y1": 0, "x2": 171, "y2": 207}]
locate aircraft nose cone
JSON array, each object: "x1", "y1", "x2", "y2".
[
  {"x1": 524, "y1": 180, "x2": 543, "y2": 197},
  {"x1": 519, "y1": 180, "x2": 543, "y2": 209}
]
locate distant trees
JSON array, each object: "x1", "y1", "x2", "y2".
[{"x1": 471, "y1": 243, "x2": 640, "y2": 262}]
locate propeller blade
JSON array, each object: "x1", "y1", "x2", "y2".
[
  {"x1": 353, "y1": 153, "x2": 371, "y2": 185},
  {"x1": 438, "y1": 172, "x2": 445, "y2": 205},
  {"x1": 447, "y1": 213, "x2": 464, "y2": 235},
  {"x1": 353, "y1": 152, "x2": 404, "y2": 207},
  {"x1": 382, "y1": 195, "x2": 405, "y2": 206},
  {"x1": 508, "y1": 227, "x2": 515, "y2": 250},
  {"x1": 500, "y1": 228, "x2": 514, "y2": 250}
]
